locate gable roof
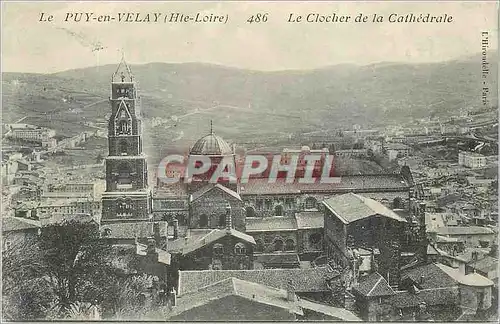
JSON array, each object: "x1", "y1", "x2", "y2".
[
  {"x1": 2, "y1": 217, "x2": 40, "y2": 232},
  {"x1": 298, "y1": 299, "x2": 362, "y2": 321},
  {"x1": 167, "y1": 228, "x2": 255, "y2": 255},
  {"x1": 178, "y1": 266, "x2": 339, "y2": 295},
  {"x1": 435, "y1": 263, "x2": 494, "y2": 287},
  {"x1": 387, "y1": 287, "x2": 460, "y2": 309},
  {"x1": 170, "y1": 277, "x2": 303, "y2": 319},
  {"x1": 190, "y1": 183, "x2": 241, "y2": 202},
  {"x1": 352, "y1": 272, "x2": 395, "y2": 297},
  {"x1": 401, "y1": 263, "x2": 459, "y2": 289},
  {"x1": 323, "y1": 193, "x2": 407, "y2": 224}
]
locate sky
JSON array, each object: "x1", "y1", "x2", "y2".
[{"x1": 2, "y1": 1, "x2": 498, "y2": 73}]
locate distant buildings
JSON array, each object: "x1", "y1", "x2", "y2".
[
  {"x1": 458, "y1": 151, "x2": 487, "y2": 169},
  {"x1": 4, "y1": 123, "x2": 55, "y2": 146}
]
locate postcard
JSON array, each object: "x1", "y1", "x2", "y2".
[{"x1": 1, "y1": 1, "x2": 498, "y2": 322}]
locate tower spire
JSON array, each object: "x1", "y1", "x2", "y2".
[
  {"x1": 112, "y1": 49, "x2": 134, "y2": 83},
  {"x1": 210, "y1": 120, "x2": 213, "y2": 134}
]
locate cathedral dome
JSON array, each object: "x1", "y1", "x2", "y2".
[{"x1": 190, "y1": 132, "x2": 233, "y2": 156}]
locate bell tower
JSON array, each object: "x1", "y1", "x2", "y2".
[{"x1": 101, "y1": 56, "x2": 150, "y2": 223}]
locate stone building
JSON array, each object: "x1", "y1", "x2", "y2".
[
  {"x1": 322, "y1": 193, "x2": 407, "y2": 286},
  {"x1": 101, "y1": 57, "x2": 150, "y2": 223}
]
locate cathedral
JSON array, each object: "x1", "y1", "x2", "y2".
[{"x1": 101, "y1": 58, "x2": 419, "y2": 277}]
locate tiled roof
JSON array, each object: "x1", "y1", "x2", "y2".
[
  {"x1": 2, "y1": 217, "x2": 40, "y2": 232},
  {"x1": 468, "y1": 256, "x2": 498, "y2": 276},
  {"x1": 167, "y1": 228, "x2": 255, "y2": 255},
  {"x1": 240, "y1": 175, "x2": 409, "y2": 195},
  {"x1": 323, "y1": 193, "x2": 407, "y2": 224},
  {"x1": 387, "y1": 287, "x2": 459, "y2": 309},
  {"x1": 435, "y1": 226, "x2": 495, "y2": 236},
  {"x1": 435, "y1": 263, "x2": 494, "y2": 287},
  {"x1": 401, "y1": 263, "x2": 458, "y2": 289},
  {"x1": 254, "y1": 253, "x2": 300, "y2": 266},
  {"x1": 178, "y1": 266, "x2": 339, "y2": 295},
  {"x1": 298, "y1": 299, "x2": 362, "y2": 321},
  {"x1": 101, "y1": 221, "x2": 168, "y2": 239},
  {"x1": 191, "y1": 183, "x2": 241, "y2": 202},
  {"x1": 40, "y1": 213, "x2": 98, "y2": 227},
  {"x1": 352, "y1": 272, "x2": 395, "y2": 297},
  {"x1": 246, "y1": 216, "x2": 297, "y2": 232},
  {"x1": 170, "y1": 277, "x2": 303, "y2": 319},
  {"x1": 295, "y1": 211, "x2": 324, "y2": 229}
]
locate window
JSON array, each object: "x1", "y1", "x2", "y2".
[
  {"x1": 246, "y1": 206, "x2": 255, "y2": 218},
  {"x1": 285, "y1": 239, "x2": 295, "y2": 251},
  {"x1": 255, "y1": 239, "x2": 264, "y2": 253},
  {"x1": 234, "y1": 243, "x2": 246, "y2": 255},
  {"x1": 305, "y1": 197, "x2": 317, "y2": 209},
  {"x1": 274, "y1": 239, "x2": 284, "y2": 252},
  {"x1": 309, "y1": 233, "x2": 322, "y2": 249},
  {"x1": 213, "y1": 243, "x2": 224, "y2": 256},
  {"x1": 119, "y1": 140, "x2": 128, "y2": 155},
  {"x1": 199, "y1": 214, "x2": 208, "y2": 228},
  {"x1": 218, "y1": 214, "x2": 225, "y2": 228},
  {"x1": 117, "y1": 163, "x2": 132, "y2": 186},
  {"x1": 275, "y1": 205, "x2": 283, "y2": 216}
]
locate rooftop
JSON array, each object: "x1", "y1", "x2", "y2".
[
  {"x1": 295, "y1": 211, "x2": 324, "y2": 229},
  {"x1": 352, "y1": 272, "x2": 395, "y2": 297},
  {"x1": 101, "y1": 221, "x2": 168, "y2": 239},
  {"x1": 401, "y1": 263, "x2": 459, "y2": 289},
  {"x1": 323, "y1": 193, "x2": 407, "y2": 224},
  {"x1": 435, "y1": 226, "x2": 495, "y2": 236},
  {"x1": 190, "y1": 183, "x2": 241, "y2": 202},
  {"x1": 167, "y1": 228, "x2": 255, "y2": 255},
  {"x1": 2, "y1": 216, "x2": 40, "y2": 232},
  {"x1": 178, "y1": 266, "x2": 339, "y2": 295},
  {"x1": 436, "y1": 263, "x2": 494, "y2": 287},
  {"x1": 240, "y1": 174, "x2": 409, "y2": 195},
  {"x1": 246, "y1": 216, "x2": 297, "y2": 232},
  {"x1": 467, "y1": 256, "x2": 498, "y2": 277},
  {"x1": 189, "y1": 132, "x2": 233, "y2": 156},
  {"x1": 170, "y1": 277, "x2": 303, "y2": 319}
]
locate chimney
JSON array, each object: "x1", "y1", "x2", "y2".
[
  {"x1": 225, "y1": 203, "x2": 232, "y2": 232},
  {"x1": 153, "y1": 222, "x2": 160, "y2": 247},
  {"x1": 286, "y1": 280, "x2": 296, "y2": 301},
  {"x1": 419, "y1": 275, "x2": 425, "y2": 285},
  {"x1": 173, "y1": 219, "x2": 179, "y2": 240},
  {"x1": 472, "y1": 251, "x2": 479, "y2": 261},
  {"x1": 170, "y1": 288, "x2": 177, "y2": 307}
]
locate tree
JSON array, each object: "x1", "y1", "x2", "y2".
[
  {"x1": 3, "y1": 220, "x2": 165, "y2": 320},
  {"x1": 38, "y1": 220, "x2": 116, "y2": 310},
  {"x1": 2, "y1": 237, "x2": 54, "y2": 321}
]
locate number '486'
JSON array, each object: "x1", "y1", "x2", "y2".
[{"x1": 247, "y1": 13, "x2": 268, "y2": 23}]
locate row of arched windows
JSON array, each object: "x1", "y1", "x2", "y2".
[
  {"x1": 245, "y1": 197, "x2": 319, "y2": 218},
  {"x1": 212, "y1": 243, "x2": 247, "y2": 256},
  {"x1": 254, "y1": 238, "x2": 296, "y2": 252}
]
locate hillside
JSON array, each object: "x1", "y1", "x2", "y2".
[{"x1": 2, "y1": 51, "x2": 497, "y2": 162}]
